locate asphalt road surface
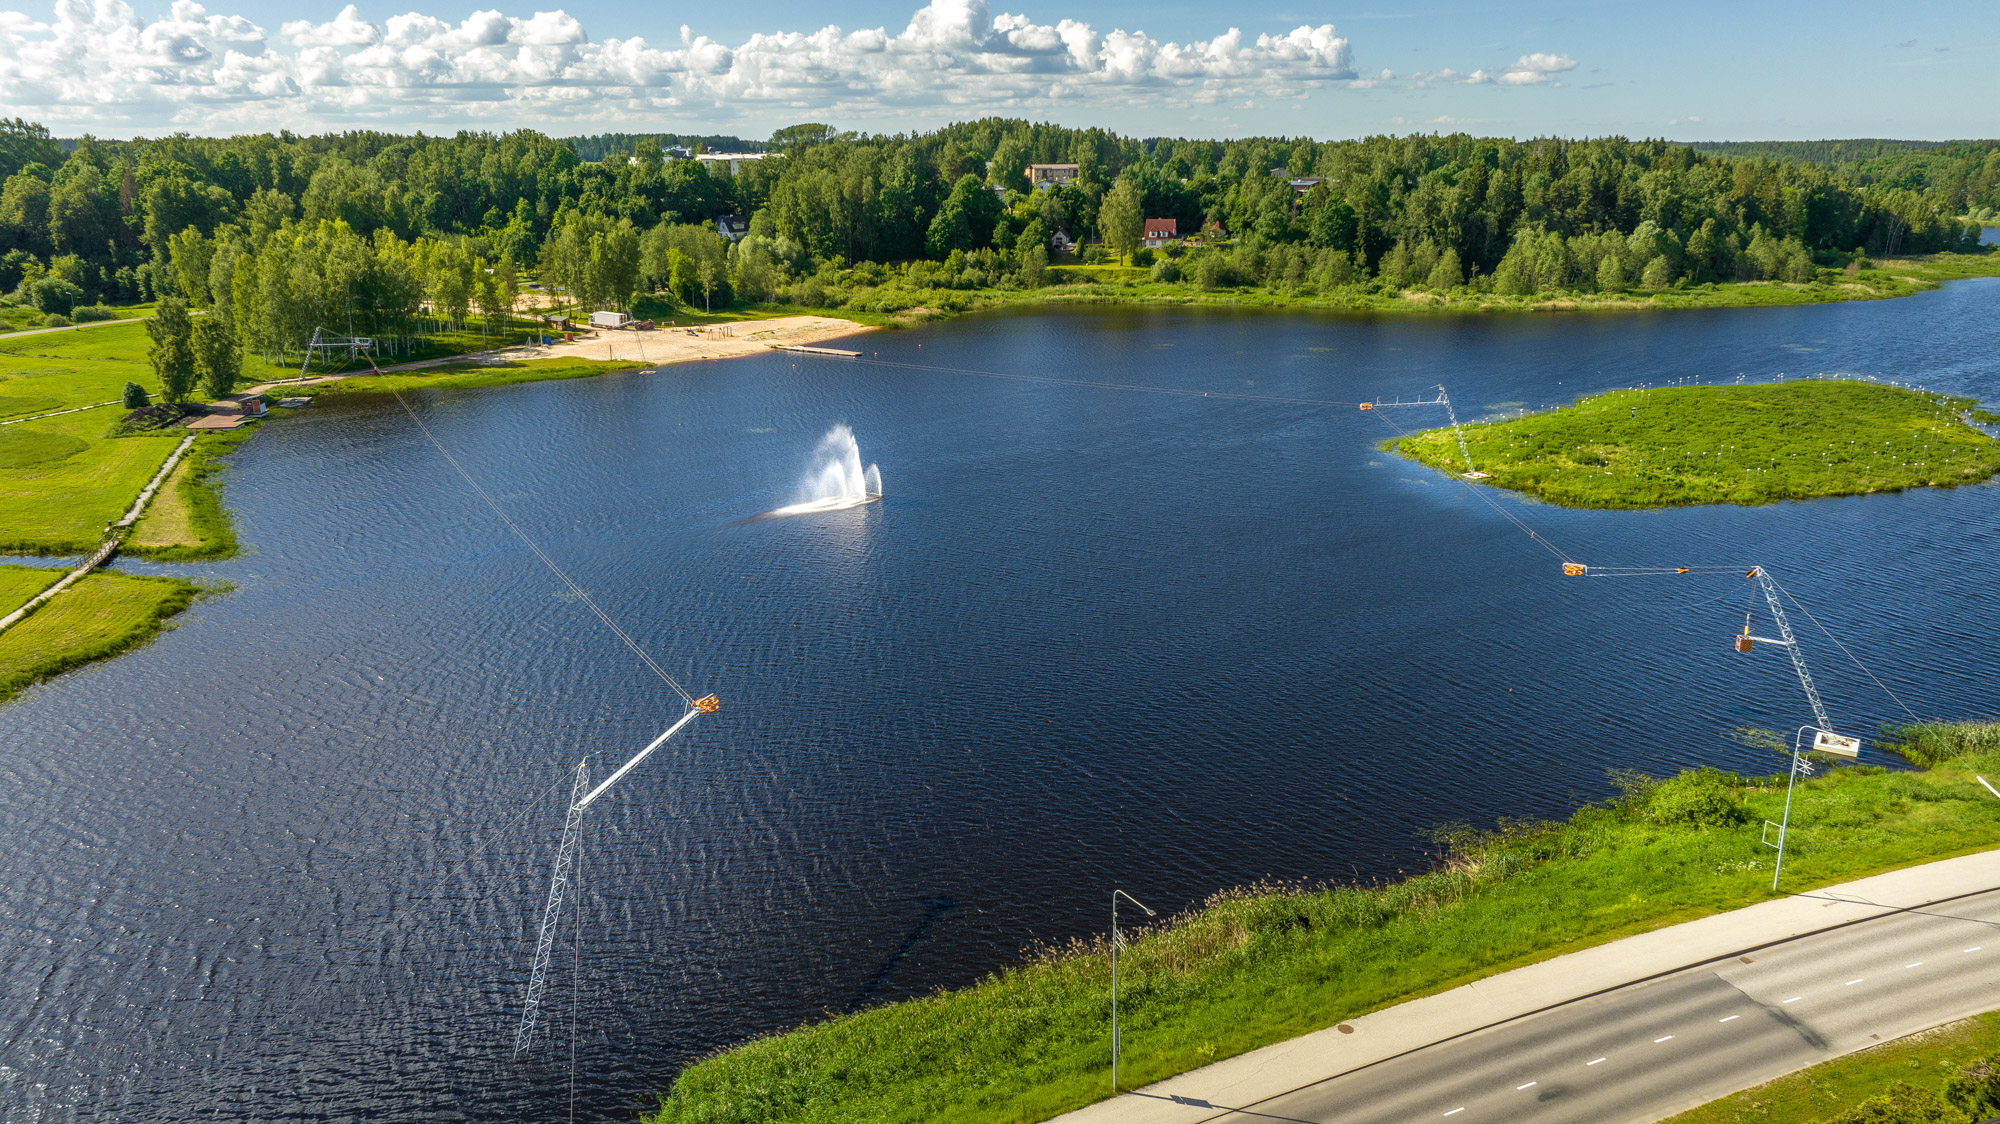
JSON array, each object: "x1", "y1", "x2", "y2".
[{"x1": 1152, "y1": 887, "x2": 2000, "y2": 1123}]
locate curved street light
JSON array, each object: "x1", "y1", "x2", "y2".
[{"x1": 1112, "y1": 889, "x2": 1156, "y2": 1093}]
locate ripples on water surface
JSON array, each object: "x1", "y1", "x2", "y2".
[{"x1": 2, "y1": 280, "x2": 1999, "y2": 1120}]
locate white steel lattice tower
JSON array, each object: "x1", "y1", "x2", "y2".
[{"x1": 515, "y1": 761, "x2": 591, "y2": 1058}]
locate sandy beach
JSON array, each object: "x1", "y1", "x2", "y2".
[
  {"x1": 245, "y1": 315, "x2": 875, "y2": 395},
  {"x1": 394, "y1": 314, "x2": 875, "y2": 370}
]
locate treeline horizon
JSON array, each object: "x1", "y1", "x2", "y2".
[{"x1": 0, "y1": 116, "x2": 1992, "y2": 349}]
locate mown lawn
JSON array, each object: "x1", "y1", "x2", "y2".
[
  {"x1": 0, "y1": 571, "x2": 197, "y2": 703},
  {"x1": 0, "y1": 563, "x2": 64, "y2": 616},
  {"x1": 1394, "y1": 380, "x2": 2000, "y2": 509},
  {"x1": 646, "y1": 737, "x2": 2000, "y2": 1124},
  {"x1": 0, "y1": 410, "x2": 182, "y2": 553},
  {"x1": 125, "y1": 426, "x2": 253, "y2": 561}
]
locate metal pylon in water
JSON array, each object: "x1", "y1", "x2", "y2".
[{"x1": 515, "y1": 760, "x2": 590, "y2": 1058}]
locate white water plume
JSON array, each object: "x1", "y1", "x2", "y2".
[{"x1": 768, "y1": 425, "x2": 883, "y2": 516}]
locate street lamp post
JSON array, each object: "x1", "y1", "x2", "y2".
[
  {"x1": 1768, "y1": 725, "x2": 1819, "y2": 892},
  {"x1": 1112, "y1": 889, "x2": 1156, "y2": 1093}
]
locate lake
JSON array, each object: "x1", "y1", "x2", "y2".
[{"x1": 2, "y1": 280, "x2": 1998, "y2": 1121}]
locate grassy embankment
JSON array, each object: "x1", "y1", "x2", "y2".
[
  {"x1": 1394, "y1": 380, "x2": 2000, "y2": 509},
  {"x1": 310, "y1": 356, "x2": 648, "y2": 398},
  {"x1": 0, "y1": 570, "x2": 197, "y2": 704},
  {"x1": 766, "y1": 249, "x2": 2000, "y2": 321},
  {"x1": 644, "y1": 724, "x2": 2000, "y2": 1124}
]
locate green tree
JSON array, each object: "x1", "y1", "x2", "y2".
[
  {"x1": 1595, "y1": 253, "x2": 1626, "y2": 292},
  {"x1": 1379, "y1": 239, "x2": 1415, "y2": 289},
  {"x1": 1426, "y1": 246, "x2": 1463, "y2": 290},
  {"x1": 1640, "y1": 253, "x2": 1674, "y2": 291},
  {"x1": 1098, "y1": 179, "x2": 1144, "y2": 264},
  {"x1": 121, "y1": 381, "x2": 149, "y2": 409},
  {"x1": 147, "y1": 296, "x2": 198, "y2": 403},
  {"x1": 165, "y1": 226, "x2": 213, "y2": 306},
  {"x1": 192, "y1": 315, "x2": 241, "y2": 399}
]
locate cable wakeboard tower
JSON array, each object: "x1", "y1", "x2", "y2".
[
  {"x1": 1358, "y1": 384, "x2": 1489, "y2": 479},
  {"x1": 1733, "y1": 567, "x2": 1861, "y2": 760},
  {"x1": 513, "y1": 692, "x2": 721, "y2": 1058}
]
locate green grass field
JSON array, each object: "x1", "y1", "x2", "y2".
[
  {"x1": 1661, "y1": 1011, "x2": 2000, "y2": 1124},
  {"x1": 125, "y1": 427, "x2": 251, "y2": 561},
  {"x1": 1394, "y1": 381, "x2": 2000, "y2": 509},
  {"x1": 0, "y1": 570, "x2": 197, "y2": 704},
  {"x1": 644, "y1": 736, "x2": 2000, "y2": 1124},
  {"x1": 0, "y1": 563, "x2": 63, "y2": 616},
  {"x1": 0, "y1": 409, "x2": 182, "y2": 553}
]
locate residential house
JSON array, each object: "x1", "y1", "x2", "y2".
[
  {"x1": 1142, "y1": 219, "x2": 1179, "y2": 249},
  {"x1": 716, "y1": 215, "x2": 749, "y2": 241},
  {"x1": 1050, "y1": 228, "x2": 1075, "y2": 253},
  {"x1": 1288, "y1": 177, "x2": 1325, "y2": 196},
  {"x1": 1028, "y1": 163, "x2": 1079, "y2": 190}
]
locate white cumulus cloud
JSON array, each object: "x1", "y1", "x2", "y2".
[
  {"x1": 1464, "y1": 52, "x2": 1577, "y2": 86},
  {"x1": 0, "y1": 0, "x2": 1565, "y2": 133}
]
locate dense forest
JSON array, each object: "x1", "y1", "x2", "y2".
[
  {"x1": 1695, "y1": 139, "x2": 2000, "y2": 221},
  {"x1": 0, "y1": 116, "x2": 1987, "y2": 358}
]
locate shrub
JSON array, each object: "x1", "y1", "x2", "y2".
[
  {"x1": 25, "y1": 275, "x2": 82, "y2": 315},
  {"x1": 1945, "y1": 1056, "x2": 2000, "y2": 1119},
  {"x1": 121, "y1": 382, "x2": 150, "y2": 409},
  {"x1": 1646, "y1": 768, "x2": 1743, "y2": 828},
  {"x1": 1150, "y1": 258, "x2": 1182, "y2": 284},
  {"x1": 1821, "y1": 1081, "x2": 1968, "y2": 1124},
  {"x1": 42, "y1": 313, "x2": 71, "y2": 328},
  {"x1": 70, "y1": 304, "x2": 116, "y2": 322}
]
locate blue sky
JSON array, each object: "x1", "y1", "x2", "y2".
[{"x1": 0, "y1": 0, "x2": 1992, "y2": 139}]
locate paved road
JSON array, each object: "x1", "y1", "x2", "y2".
[{"x1": 1147, "y1": 888, "x2": 2000, "y2": 1124}]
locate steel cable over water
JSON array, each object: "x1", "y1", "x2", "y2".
[
  {"x1": 386, "y1": 383, "x2": 696, "y2": 707},
  {"x1": 849, "y1": 347, "x2": 1930, "y2": 726}
]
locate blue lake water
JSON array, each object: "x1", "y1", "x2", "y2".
[{"x1": 2, "y1": 279, "x2": 1999, "y2": 1121}]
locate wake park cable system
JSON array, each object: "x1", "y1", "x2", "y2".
[
  {"x1": 343, "y1": 332, "x2": 1934, "y2": 1075},
  {"x1": 371, "y1": 361, "x2": 722, "y2": 1063},
  {"x1": 836, "y1": 346, "x2": 1924, "y2": 752}
]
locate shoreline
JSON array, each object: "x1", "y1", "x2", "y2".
[
  {"x1": 770, "y1": 248, "x2": 2000, "y2": 325},
  {"x1": 248, "y1": 313, "x2": 878, "y2": 396}
]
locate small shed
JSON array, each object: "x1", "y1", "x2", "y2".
[{"x1": 589, "y1": 311, "x2": 632, "y2": 330}]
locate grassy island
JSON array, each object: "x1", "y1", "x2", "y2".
[
  {"x1": 1394, "y1": 380, "x2": 2000, "y2": 509},
  {"x1": 645, "y1": 724, "x2": 2000, "y2": 1124}
]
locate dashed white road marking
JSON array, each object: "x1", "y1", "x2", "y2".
[
  {"x1": 1968, "y1": 947, "x2": 1983, "y2": 953},
  {"x1": 1654, "y1": 1035, "x2": 1674, "y2": 1043},
  {"x1": 1720, "y1": 1015, "x2": 1741, "y2": 1022},
  {"x1": 1518, "y1": 1081, "x2": 1537, "y2": 1090},
  {"x1": 1443, "y1": 1109, "x2": 1464, "y2": 1117},
  {"x1": 1782, "y1": 996, "x2": 1803, "y2": 1004},
  {"x1": 1846, "y1": 978, "x2": 1864, "y2": 985},
  {"x1": 1587, "y1": 1058, "x2": 1606, "y2": 1066},
  {"x1": 1906, "y1": 962, "x2": 1924, "y2": 969}
]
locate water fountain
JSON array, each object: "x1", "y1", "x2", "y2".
[{"x1": 767, "y1": 425, "x2": 883, "y2": 516}]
